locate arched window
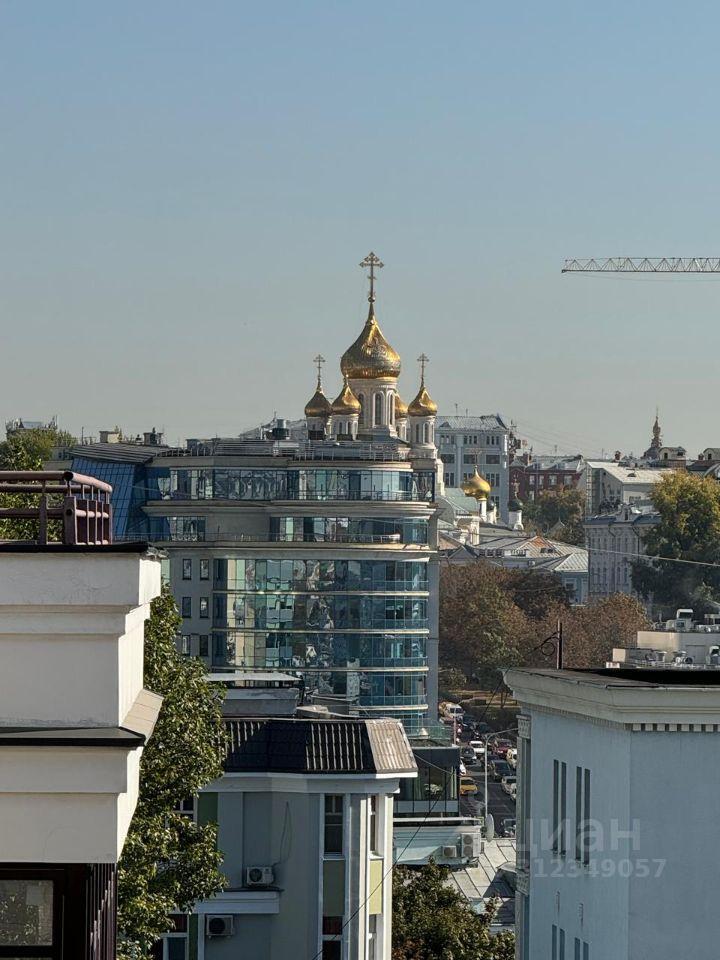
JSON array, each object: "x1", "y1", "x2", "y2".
[
  {"x1": 357, "y1": 393, "x2": 365, "y2": 425},
  {"x1": 374, "y1": 393, "x2": 383, "y2": 427},
  {"x1": 389, "y1": 394, "x2": 395, "y2": 424},
  {"x1": 423, "y1": 422, "x2": 429, "y2": 443}
]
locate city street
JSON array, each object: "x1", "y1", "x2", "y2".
[{"x1": 460, "y1": 762, "x2": 516, "y2": 828}]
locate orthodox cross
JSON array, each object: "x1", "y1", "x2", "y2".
[
  {"x1": 313, "y1": 354, "x2": 325, "y2": 387},
  {"x1": 417, "y1": 353, "x2": 429, "y2": 384},
  {"x1": 360, "y1": 252, "x2": 384, "y2": 302}
]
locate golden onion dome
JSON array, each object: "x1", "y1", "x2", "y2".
[
  {"x1": 304, "y1": 380, "x2": 332, "y2": 418},
  {"x1": 331, "y1": 376, "x2": 361, "y2": 415},
  {"x1": 408, "y1": 382, "x2": 438, "y2": 417},
  {"x1": 461, "y1": 468, "x2": 492, "y2": 500},
  {"x1": 395, "y1": 394, "x2": 408, "y2": 419},
  {"x1": 340, "y1": 304, "x2": 401, "y2": 380}
]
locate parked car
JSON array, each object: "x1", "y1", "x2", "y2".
[
  {"x1": 460, "y1": 776, "x2": 478, "y2": 796},
  {"x1": 509, "y1": 783, "x2": 517, "y2": 802},
  {"x1": 491, "y1": 760, "x2": 512, "y2": 782},
  {"x1": 500, "y1": 775, "x2": 517, "y2": 796},
  {"x1": 460, "y1": 746, "x2": 477, "y2": 765},
  {"x1": 500, "y1": 817, "x2": 516, "y2": 838}
]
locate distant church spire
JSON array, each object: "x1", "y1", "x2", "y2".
[{"x1": 651, "y1": 408, "x2": 662, "y2": 450}]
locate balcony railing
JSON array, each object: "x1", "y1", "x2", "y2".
[{"x1": 0, "y1": 471, "x2": 113, "y2": 546}]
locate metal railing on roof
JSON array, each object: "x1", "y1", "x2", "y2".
[
  {"x1": 152, "y1": 440, "x2": 412, "y2": 462},
  {"x1": 0, "y1": 471, "x2": 113, "y2": 546}
]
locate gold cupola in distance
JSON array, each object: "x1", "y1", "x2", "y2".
[
  {"x1": 331, "y1": 374, "x2": 362, "y2": 415},
  {"x1": 462, "y1": 468, "x2": 492, "y2": 500},
  {"x1": 408, "y1": 353, "x2": 438, "y2": 417},
  {"x1": 340, "y1": 252, "x2": 401, "y2": 381},
  {"x1": 304, "y1": 354, "x2": 332, "y2": 419}
]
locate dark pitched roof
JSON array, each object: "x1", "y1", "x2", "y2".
[{"x1": 224, "y1": 717, "x2": 416, "y2": 775}]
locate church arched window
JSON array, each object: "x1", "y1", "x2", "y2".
[
  {"x1": 357, "y1": 393, "x2": 365, "y2": 425},
  {"x1": 389, "y1": 394, "x2": 395, "y2": 424},
  {"x1": 374, "y1": 393, "x2": 383, "y2": 427}
]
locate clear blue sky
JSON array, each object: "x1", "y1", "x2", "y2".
[{"x1": 2, "y1": 1, "x2": 719, "y2": 456}]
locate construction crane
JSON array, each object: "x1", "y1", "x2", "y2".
[{"x1": 562, "y1": 257, "x2": 720, "y2": 273}]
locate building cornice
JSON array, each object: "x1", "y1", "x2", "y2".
[{"x1": 505, "y1": 668, "x2": 720, "y2": 729}]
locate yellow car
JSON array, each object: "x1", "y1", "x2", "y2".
[{"x1": 460, "y1": 776, "x2": 478, "y2": 796}]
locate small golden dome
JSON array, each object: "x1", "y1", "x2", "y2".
[
  {"x1": 461, "y1": 468, "x2": 492, "y2": 499},
  {"x1": 408, "y1": 383, "x2": 438, "y2": 417},
  {"x1": 395, "y1": 394, "x2": 408, "y2": 419},
  {"x1": 304, "y1": 382, "x2": 332, "y2": 418},
  {"x1": 331, "y1": 376, "x2": 361, "y2": 415},
  {"x1": 340, "y1": 304, "x2": 401, "y2": 380}
]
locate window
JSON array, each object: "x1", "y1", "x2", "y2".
[
  {"x1": 324, "y1": 795, "x2": 344, "y2": 854},
  {"x1": 552, "y1": 925, "x2": 565, "y2": 960},
  {"x1": 575, "y1": 766, "x2": 591, "y2": 865},
  {"x1": 182, "y1": 558, "x2": 192, "y2": 580},
  {"x1": 374, "y1": 394, "x2": 383, "y2": 426},
  {"x1": 574, "y1": 939, "x2": 589, "y2": 960},
  {"x1": 200, "y1": 559, "x2": 210, "y2": 580},
  {"x1": 181, "y1": 597, "x2": 191, "y2": 618},
  {"x1": 0, "y1": 877, "x2": 55, "y2": 949},
  {"x1": 369, "y1": 796, "x2": 380, "y2": 855},
  {"x1": 552, "y1": 760, "x2": 568, "y2": 855},
  {"x1": 199, "y1": 635, "x2": 209, "y2": 657},
  {"x1": 199, "y1": 597, "x2": 209, "y2": 619},
  {"x1": 174, "y1": 797, "x2": 195, "y2": 819}
]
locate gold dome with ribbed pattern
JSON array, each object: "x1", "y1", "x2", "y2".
[
  {"x1": 304, "y1": 379, "x2": 332, "y2": 418},
  {"x1": 331, "y1": 376, "x2": 361, "y2": 415},
  {"x1": 340, "y1": 304, "x2": 401, "y2": 380},
  {"x1": 408, "y1": 383, "x2": 438, "y2": 417}
]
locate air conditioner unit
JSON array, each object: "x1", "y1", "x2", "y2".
[
  {"x1": 206, "y1": 915, "x2": 234, "y2": 937},
  {"x1": 246, "y1": 865, "x2": 275, "y2": 887},
  {"x1": 442, "y1": 844, "x2": 459, "y2": 858},
  {"x1": 461, "y1": 833, "x2": 477, "y2": 858}
]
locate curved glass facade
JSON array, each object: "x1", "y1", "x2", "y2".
[
  {"x1": 211, "y1": 556, "x2": 430, "y2": 727},
  {"x1": 146, "y1": 467, "x2": 435, "y2": 502},
  {"x1": 269, "y1": 516, "x2": 428, "y2": 544}
]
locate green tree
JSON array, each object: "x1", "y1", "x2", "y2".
[
  {"x1": 440, "y1": 563, "x2": 531, "y2": 689},
  {"x1": 116, "y1": 588, "x2": 226, "y2": 958},
  {"x1": 530, "y1": 594, "x2": 650, "y2": 668},
  {"x1": 631, "y1": 472, "x2": 720, "y2": 617},
  {"x1": 523, "y1": 487, "x2": 585, "y2": 545},
  {"x1": 392, "y1": 861, "x2": 514, "y2": 960}
]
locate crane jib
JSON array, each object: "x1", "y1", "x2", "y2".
[{"x1": 562, "y1": 257, "x2": 720, "y2": 273}]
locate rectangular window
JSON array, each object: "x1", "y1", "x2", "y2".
[
  {"x1": 553, "y1": 760, "x2": 567, "y2": 856},
  {"x1": 200, "y1": 559, "x2": 210, "y2": 580},
  {"x1": 322, "y1": 942, "x2": 342, "y2": 960},
  {"x1": 575, "y1": 766, "x2": 591, "y2": 865},
  {"x1": 199, "y1": 597, "x2": 209, "y2": 619},
  {"x1": 369, "y1": 796, "x2": 379, "y2": 855},
  {"x1": 583, "y1": 943, "x2": 589, "y2": 960},
  {"x1": 324, "y1": 795, "x2": 344, "y2": 854},
  {"x1": 552, "y1": 925, "x2": 558, "y2": 960},
  {"x1": 0, "y1": 877, "x2": 55, "y2": 946},
  {"x1": 181, "y1": 597, "x2": 191, "y2": 618},
  {"x1": 575, "y1": 938, "x2": 581, "y2": 960},
  {"x1": 182, "y1": 558, "x2": 192, "y2": 580},
  {"x1": 199, "y1": 635, "x2": 209, "y2": 657},
  {"x1": 559, "y1": 929, "x2": 565, "y2": 960}
]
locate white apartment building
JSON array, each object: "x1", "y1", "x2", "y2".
[
  {"x1": 194, "y1": 716, "x2": 416, "y2": 960},
  {"x1": 436, "y1": 415, "x2": 510, "y2": 520},
  {"x1": 506, "y1": 666, "x2": 720, "y2": 960},
  {"x1": 584, "y1": 502, "x2": 657, "y2": 604},
  {"x1": 580, "y1": 461, "x2": 666, "y2": 517}
]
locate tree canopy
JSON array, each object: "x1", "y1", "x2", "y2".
[
  {"x1": 523, "y1": 487, "x2": 585, "y2": 545},
  {"x1": 118, "y1": 588, "x2": 226, "y2": 958},
  {"x1": 440, "y1": 561, "x2": 649, "y2": 682},
  {"x1": 632, "y1": 471, "x2": 720, "y2": 617},
  {"x1": 392, "y1": 861, "x2": 514, "y2": 960}
]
